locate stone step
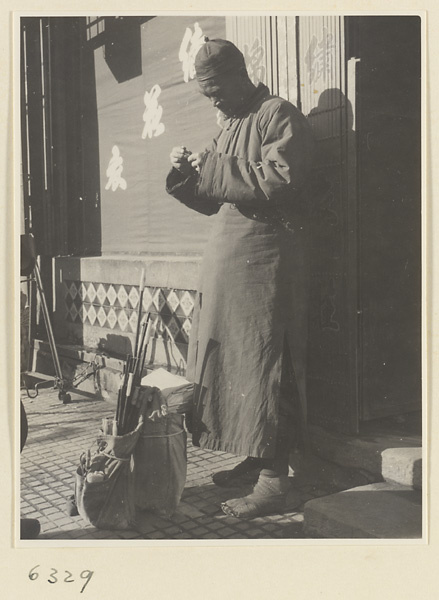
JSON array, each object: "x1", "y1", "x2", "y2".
[
  {"x1": 309, "y1": 415, "x2": 422, "y2": 480},
  {"x1": 381, "y1": 447, "x2": 422, "y2": 489},
  {"x1": 303, "y1": 482, "x2": 423, "y2": 539}
]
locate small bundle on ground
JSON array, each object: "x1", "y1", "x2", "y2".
[
  {"x1": 74, "y1": 416, "x2": 143, "y2": 530},
  {"x1": 73, "y1": 370, "x2": 193, "y2": 529}
]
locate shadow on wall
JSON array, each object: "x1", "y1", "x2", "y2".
[
  {"x1": 306, "y1": 87, "x2": 356, "y2": 215},
  {"x1": 304, "y1": 87, "x2": 357, "y2": 432},
  {"x1": 98, "y1": 334, "x2": 133, "y2": 359},
  {"x1": 98, "y1": 330, "x2": 188, "y2": 376},
  {"x1": 104, "y1": 17, "x2": 143, "y2": 83}
]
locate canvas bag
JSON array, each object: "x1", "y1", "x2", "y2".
[
  {"x1": 74, "y1": 421, "x2": 142, "y2": 530},
  {"x1": 134, "y1": 393, "x2": 187, "y2": 518}
]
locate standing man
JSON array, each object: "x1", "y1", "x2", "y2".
[{"x1": 166, "y1": 39, "x2": 315, "y2": 518}]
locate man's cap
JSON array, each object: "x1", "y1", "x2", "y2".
[{"x1": 194, "y1": 38, "x2": 247, "y2": 81}]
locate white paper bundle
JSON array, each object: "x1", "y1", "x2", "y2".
[{"x1": 141, "y1": 368, "x2": 194, "y2": 413}]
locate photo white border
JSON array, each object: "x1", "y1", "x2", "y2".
[{"x1": 2, "y1": 1, "x2": 437, "y2": 598}]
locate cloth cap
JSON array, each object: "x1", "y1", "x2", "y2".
[{"x1": 195, "y1": 38, "x2": 246, "y2": 81}]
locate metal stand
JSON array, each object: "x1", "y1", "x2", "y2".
[{"x1": 22, "y1": 261, "x2": 72, "y2": 404}]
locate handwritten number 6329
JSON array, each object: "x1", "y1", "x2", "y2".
[{"x1": 29, "y1": 565, "x2": 94, "y2": 593}]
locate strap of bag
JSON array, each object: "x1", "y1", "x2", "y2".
[
  {"x1": 101, "y1": 452, "x2": 131, "y2": 462},
  {"x1": 140, "y1": 429, "x2": 184, "y2": 439}
]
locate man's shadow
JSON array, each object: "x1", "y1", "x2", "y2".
[
  {"x1": 306, "y1": 87, "x2": 356, "y2": 233},
  {"x1": 304, "y1": 88, "x2": 357, "y2": 425}
]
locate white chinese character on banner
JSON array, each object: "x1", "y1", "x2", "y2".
[
  {"x1": 179, "y1": 22, "x2": 205, "y2": 83},
  {"x1": 105, "y1": 145, "x2": 127, "y2": 192},
  {"x1": 304, "y1": 27, "x2": 336, "y2": 85},
  {"x1": 142, "y1": 84, "x2": 165, "y2": 139},
  {"x1": 243, "y1": 39, "x2": 265, "y2": 85}
]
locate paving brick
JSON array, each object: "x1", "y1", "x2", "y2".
[
  {"x1": 162, "y1": 526, "x2": 182, "y2": 536},
  {"x1": 73, "y1": 529, "x2": 95, "y2": 539},
  {"x1": 262, "y1": 522, "x2": 282, "y2": 531},
  {"x1": 233, "y1": 521, "x2": 251, "y2": 531},
  {"x1": 21, "y1": 506, "x2": 38, "y2": 515},
  {"x1": 45, "y1": 495, "x2": 64, "y2": 503},
  {"x1": 22, "y1": 493, "x2": 39, "y2": 500},
  {"x1": 117, "y1": 531, "x2": 143, "y2": 540},
  {"x1": 37, "y1": 516, "x2": 51, "y2": 524},
  {"x1": 90, "y1": 529, "x2": 116, "y2": 538},
  {"x1": 20, "y1": 388, "x2": 317, "y2": 541},
  {"x1": 207, "y1": 521, "x2": 226, "y2": 531},
  {"x1": 32, "y1": 498, "x2": 49, "y2": 507},
  {"x1": 52, "y1": 497, "x2": 71, "y2": 507},
  {"x1": 147, "y1": 531, "x2": 167, "y2": 539},
  {"x1": 177, "y1": 506, "x2": 205, "y2": 519},
  {"x1": 54, "y1": 517, "x2": 76, "y2": 527},
  {"x1": 168, "y1": 512, "x2": 190, "y2": 524},
  {"x1": 61, "y1": 529, "x2": 85, "y2": 538},
  {"x1": 215, "y1": 527, "x2": 236, "y2": 537},
  {"x1": 33, "y1": 485, "x2": 51, "y2": 493},
  {"x1": 45, "y1": 506, "x2": 61, "y2": 515},
  {"x1": 40, "y1": 523, "x2": 59, "y2": 532},
  {"x1": 190, "y1": 527, "x2": 210, "y2": 536},
  {"x1": 136, "y1": 521, "x2": 159, "y2": 534},
  {"x1": 245, "y1": 528, "x2": 265, "y2": 537},
  {"x1": 202, "y1": 532, "x2": 222, "y2": 538}
]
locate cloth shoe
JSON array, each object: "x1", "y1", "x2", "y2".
[
  {"x1": 212, "y1": 456, "x2": 263, "y2": 487},
  {"x1": 221, "y1": 469, "x2": 290, "y2": 518}
]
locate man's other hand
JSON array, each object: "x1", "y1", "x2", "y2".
[{"x1": 170, "y1": 146, "x2": 192, "y2": 176}]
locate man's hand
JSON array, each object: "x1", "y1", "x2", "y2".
[
  {"x1": 187, "y1": 152, "x2": 203, "y2": 173},
  {"x1": 170, "y1": 146, "x2": 193, "y2": 176}
]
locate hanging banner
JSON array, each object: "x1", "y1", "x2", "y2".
[{"x1": 95, "y1": 15, "x2": 226, "y2": 254}]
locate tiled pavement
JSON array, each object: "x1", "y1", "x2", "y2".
[{"x1": 20, "y1": 387, "x2": 361, "y2": 541}]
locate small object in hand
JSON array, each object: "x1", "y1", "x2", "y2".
[{"x1": 181, "y1": 147, "x2": 193, "y2": 169}]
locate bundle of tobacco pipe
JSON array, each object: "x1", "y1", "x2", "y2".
[
  {"x1": 114, "y1": 269, "x2": 156, "y2": 435},
  {"x1": 115, "y1": 314, "x2": 154, "y2": 435}
]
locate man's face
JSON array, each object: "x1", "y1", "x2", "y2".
[{"x1": 198, "y1": 72, "x2": 245, "y2": 118}]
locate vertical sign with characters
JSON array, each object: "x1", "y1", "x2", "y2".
[
  {"x1": 105, "y1": 145, "x2": 127, "y2": 191},
  {"x1": 142, "y1": 84, "x2": 165, "y2": 139},
  {"x1": 304, "y1": 26, "x2": 336, "y2": 87},
  {"x1": 178, "y1": 22, "x2": 205, "y2": 83}
]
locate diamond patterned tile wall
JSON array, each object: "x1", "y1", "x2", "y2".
[{"x1": 64, "y1": 280, "x2": 196, "y2": 346}]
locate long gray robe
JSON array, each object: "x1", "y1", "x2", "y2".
[{"x1": 166, "y1": 83, "x2": 315, "y2": 458}]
